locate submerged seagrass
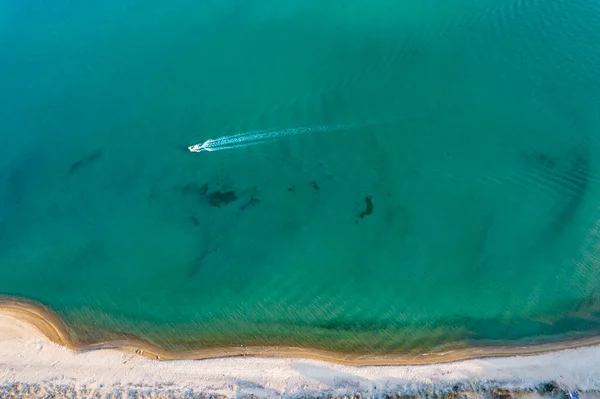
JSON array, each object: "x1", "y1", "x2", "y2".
[{"x1": 2, "y1": 0, "x2": 600, "y2": 354}]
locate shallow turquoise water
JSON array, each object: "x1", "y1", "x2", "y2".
[{"x1": 2, "y1": 0, "x2": 600, "y2": 352}]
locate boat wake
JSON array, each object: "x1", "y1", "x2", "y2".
[{"x1": 188, "y1": 123, "x2": 351, "y2": 153}]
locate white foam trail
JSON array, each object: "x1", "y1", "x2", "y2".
[{"x1": 188, "y1": 124, "x2": 349, "y2": 153}]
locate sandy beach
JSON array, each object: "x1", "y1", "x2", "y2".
[{"x1": 3, "y1": 301, "x2": 600, "y2": 398}]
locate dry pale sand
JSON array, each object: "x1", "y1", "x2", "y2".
[{"x1": 2, "y1": 301, "x2": 600, "y2": 397}]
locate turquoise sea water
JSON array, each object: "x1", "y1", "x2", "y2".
[{"x1": 2, "y1": 0, "x2": 600, "y2": 353}]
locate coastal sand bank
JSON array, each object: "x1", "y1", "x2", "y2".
[
  {"x1": 3, "y1": 300, "x2": 600, "y2": 397},
  {"x1": 3, "y1": 299, "x2": 600, "y2": 366}
]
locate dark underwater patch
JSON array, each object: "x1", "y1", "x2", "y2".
[{"x1": 69, "y1": 149, "x2": 103, "y2": 174}]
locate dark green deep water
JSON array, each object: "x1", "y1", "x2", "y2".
[{"x1": 2, "y1": 0, "x2": 600, "y2": 353}]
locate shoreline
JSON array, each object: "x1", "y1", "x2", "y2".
[
  {"x1": 3, "y1": 297, "x2": 600, "y2": 366},
  {"x1": 4, "y1": 303, "x2": 600, "y2": 398}
]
